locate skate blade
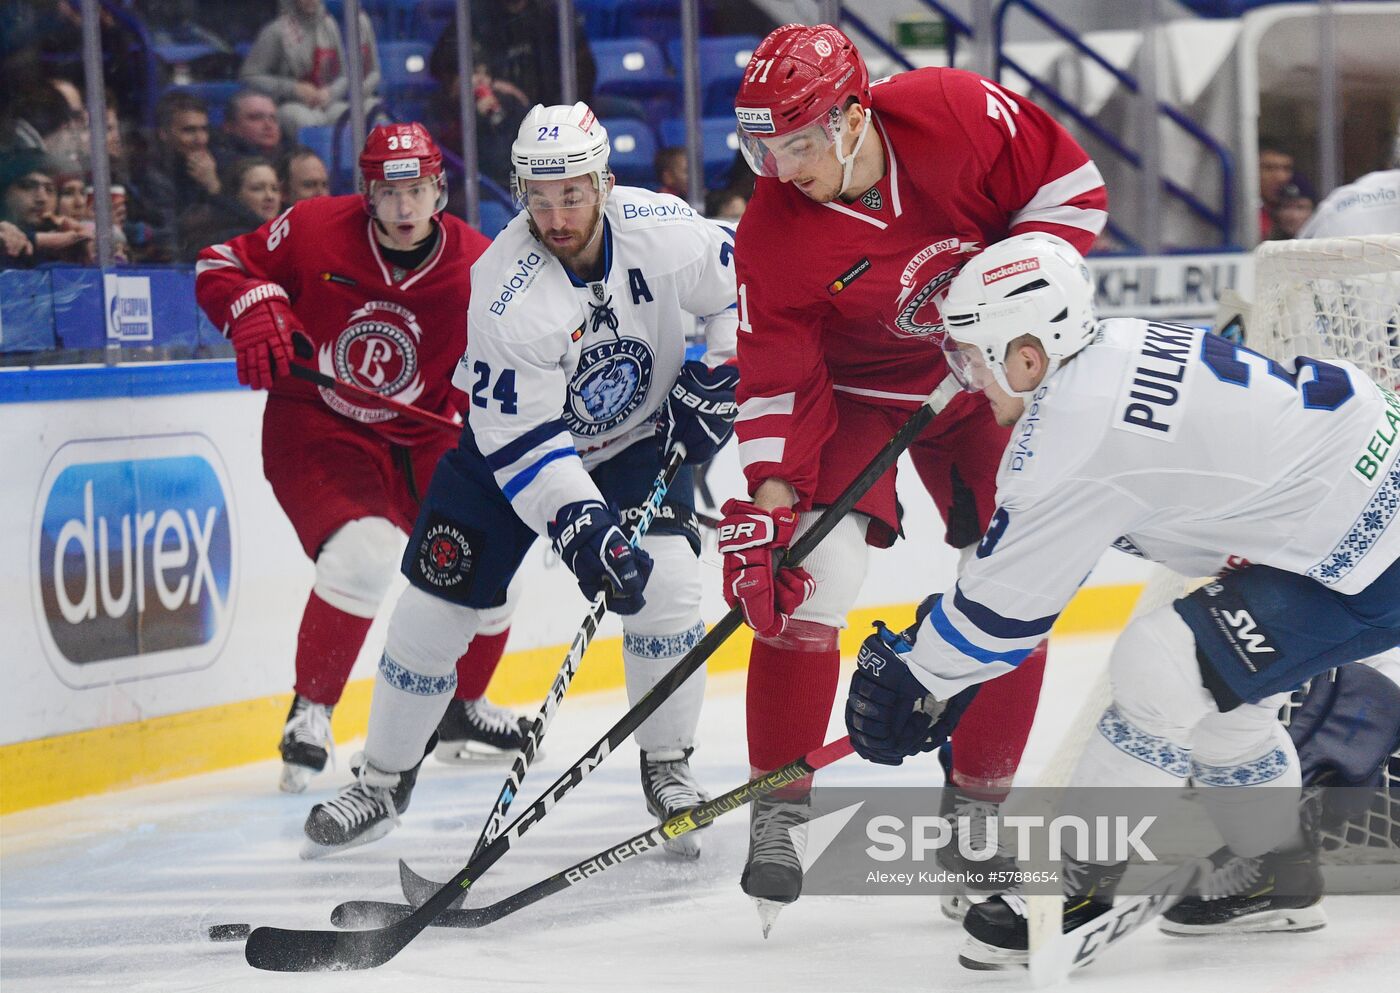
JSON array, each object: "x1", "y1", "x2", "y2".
[
  {"x1": 751, "y1": 897, "x2": 787, "y2": 939},
  {"x1": 433, "y1": 740, "x2": 532, "y2": 765},
  {"x1": 941, "y1": 893, "x2": 982, "y2": 923},
  {"x1": 298, "y1": 820, "x2": 395, "y2": 861},
  {"x1": 957, "y1": 935, "x2": 1027, "y2": 971},
  {"x1": 1159, "y1": 904, "x2": 1327, "y2": 936},
  {"x1": 278, "y1": 763, "x2": 316, "y2": 794}
]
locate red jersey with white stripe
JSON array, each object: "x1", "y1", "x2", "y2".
[
  {"x1": 732, "y1": 68, "x2": 1107, "y2": 503},
  {"x1": 195, "y1": 194, "x2": 491, "y2": 446}
]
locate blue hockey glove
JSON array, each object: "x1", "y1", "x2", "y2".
[
  {"x1": 549, "y1": 500, "x2": 654, "y2": 614},
  {"x1": 658, "y1": 360, "x2": 740, "y2": 465},
  {"x1": 846, "y1": 605, "x2": 981, "y2": 766}
]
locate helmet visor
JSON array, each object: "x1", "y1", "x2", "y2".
[
  {"x1": 737, "y1": 112, "x2": 839, "y2": 179},
  {"x1": 521, "y1": 180, "x2": 605, "y2": 220},
  {"x1": 368, "y1": 175, "x2": 445, "y2": 224},
  {"x1": 941, "y1": 335, "x2": 998, "y2": 394}
]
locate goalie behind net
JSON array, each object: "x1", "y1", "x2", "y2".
[
  {"x1": 1249, "y1": 234, "x2": 1400, "y2": 391},
  {"x1": 1245, "y1": 233, "x2": 1400, "y2": 856}
]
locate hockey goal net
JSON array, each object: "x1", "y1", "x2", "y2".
[{"x1": 1249, "y1": 234, "x2": 1400, "y2": 856}]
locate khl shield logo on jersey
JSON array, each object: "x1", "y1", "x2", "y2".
[
  {"x1": 565, "y1": 338, "x2": 655, "y2": 437},
  {"x1": 33, "y1": 435, "x2": 236, "y2": 685}
]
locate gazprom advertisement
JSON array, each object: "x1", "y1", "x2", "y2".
[{"x1": 32, "y1": 435, "x2": 237, "y2": 686}]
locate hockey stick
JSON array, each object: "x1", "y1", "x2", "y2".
[
  {"x1": 333, "y1": 737, "x2": 856, "y2": 931},
  {"x1": 1027, "y1": 860, "x2": 1204, "y2": 980},
  {"x1": 406, "y1": 445, "x2": 688, "y2": 908},
  {"x1": 284, "y1": 335, "x2": 463, "y2": 437},
  {"x1": 243, "y1": 376, "x2": 961, "y2": 973}
]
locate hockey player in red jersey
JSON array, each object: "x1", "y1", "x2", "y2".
[
  {"x1": 721, "y1": 24, "x2": 1108, "y2": 927},
  {"x1": 195, "y1": 123, "x2": 527, "y2": 794}
]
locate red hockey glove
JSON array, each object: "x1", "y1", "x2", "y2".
[
  {"x1": 226, "y1": 279, "x2": 301, "y2": 390},
  {"x1": 717, "y1": 498, "x2": 815, "y2": 639}
]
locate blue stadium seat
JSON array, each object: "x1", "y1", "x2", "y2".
[
  {"x1": 378, "y1": 40, "x2": 434, "y2": 90},
  {"x1": 591, "y1": 38, "x2": 678, "y2": 104},
  {"x1": 601, "y1": 118, "x2": 658, "y2": 186},
  {"x1": 614, "y1": 1, "x2": 711, "y2": 50},
  {"x1": 665, "y1": 35, "x2": 760, "y2": 116},
  {"x1": 660, "y1": 117, "x2": 741, "y2": 189},
  {"x1": 576, "y1": 0, "x2": 626, "y2": 38}
]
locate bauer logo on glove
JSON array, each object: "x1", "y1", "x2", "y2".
[{"x1": 846, "y1": 619, "x2": 961, "y2": 766}]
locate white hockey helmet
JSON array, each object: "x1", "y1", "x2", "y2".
[
  {"x1": 510, "y1": 102, "x2": 611, "y2": 205},
  {"x1": 940, "y1": 232, "x2": 1097, "y2": 398}
]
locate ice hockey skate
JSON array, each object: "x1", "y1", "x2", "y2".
[
  {"x1": 433, "y1": 697, "x2": 531, "y2": 764},
  {"x1": 278, "y1": 695, "x2": 334, "y2": 794},
  {"x1": 640, "y1": 748, "x2": 710, "y2": 859},
  {"x1": 1159, "y1": 844, "x2": 1326, "y2": 935},
  {"x1": 300, "y1": 754, "x2": 423, "y2": 859},
  {"x1": 958, "y1": 859, "x2": 1126, "y2": 970},
  {"x1": 740, "y1": 794, "x2": 810, "y2": 938},
  {"x1": 936, "y1": 785, "x2": 1019, "y2": 922}
]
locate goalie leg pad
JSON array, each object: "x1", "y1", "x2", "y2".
[{"x1": 313, "y1": 516, "x2": 403, "y2": 617}]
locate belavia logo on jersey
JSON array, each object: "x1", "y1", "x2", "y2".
[
  {"x1": 982, "y1": 257, "x2": 1040, "y2": 285},
  {"x1": 33, "y1": 435, "x2": 235, "y2": 683}
]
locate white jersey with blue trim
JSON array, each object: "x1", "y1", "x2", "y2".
[
  {"x1": 905, "y1": 317, "x2": 1400, "y2": 698},
  {"x1": 455, "y1": 186, "x2": 738, "y2": 536}
]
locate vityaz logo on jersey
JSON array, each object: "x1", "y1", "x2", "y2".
[
  {"x1": 317, "y1": 300, "x2": 426, "y2": 423},
  {"x1": 889, "y1": 238, "x2": 980, "y2": 339},
  {"x1": 565, "y1": 337, "x2": 655, "y2": 437}
]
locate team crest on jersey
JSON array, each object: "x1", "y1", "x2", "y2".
[
  {"x1": 317, "y1": 300, "x2": 427, "y2": 424},
  {"x1": 565, "y1": 338, "x2": 655, "y2": 437},
  {"x1": 415, "y1": 517, "x2": 475, "y2": 591},
  {"x1": 888, "y1": 238, "x2": 978, "y2": 340}
]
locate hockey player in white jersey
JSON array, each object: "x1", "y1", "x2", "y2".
[
  {"x1": 840, "y1": 232, "x2": 1400, "y2": 967},
  {"x1": 1300, "y1": 167, "x2": 1400, "y2": 238},
  {"x1": 301, "y1": 103, "x2": 741, "y2": 858}
]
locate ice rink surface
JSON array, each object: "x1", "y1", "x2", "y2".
[{"x1": 4, "y1": 632, "x2": 1398, "y2": 992}]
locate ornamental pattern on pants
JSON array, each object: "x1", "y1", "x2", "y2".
[
  {"x1": 1097, "y1": 704, "x2": 1192, "y2": 777},
  {"x1": 623, "y1": 621, "x2": 706, "y2": 659},
  {"x1": 378, "y1": 652, "x2": 457, "y2": 696},
  {"x1": 1189, "y1": 747, "x2": 1291, "y2": 786},
  {"x1": 1309, "y1": 460, "x2": 1400, "y2": 585}
]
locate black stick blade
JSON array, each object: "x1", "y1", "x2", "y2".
[
  {"x1": 399, "y1": 858, "x2": 448, "y2": 908},
  {"x1": 244, "y1": 923, "x2": 412, "y2": 972}
]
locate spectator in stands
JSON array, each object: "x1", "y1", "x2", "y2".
[
  {"x1": 277, "y1": 145, "x2": 329, "y2": 207},
  {"x1": 431, "y1": 0, "x2": 595, "y2": 111},
  {"x1": 0, "y1": 149, "x2": 93, "y2": 265},
  {"x1": 240, "y1": 0, "x2": 382, "y2": 136},
  {"x1": 141, "y1": 91, "x2": 221, "y2": 261},
  {"x1": 1266, "y1": 180, "x2": 1315, "y2": 240},
  {"x1": 0, "y1": 219, "x2": 32, "y2": 266},
  {"x1": 1258, "y1": 139, "x2": 1296, "y2": 241},
  {"x1": 655, "y1": 146, "x2": 688, "y2": 199},
  {"x1": 216, "y1": 89, "x2": 287, "y2": 166},
  {"x1": 0, "y1": 76, "x2": 87, "y2": 175},
  {"x1": 704, "y1": 186, "x2": 747, "y2": 222},
  {"x1": 54, "y1": 168, "x2": 86, "y2": 221},
  {"x1": 177, "y1": 155, "x2": 281, "y2": 261},
  {"x1": 425, "y1": 40, "x2": 527, "y2": 189}
]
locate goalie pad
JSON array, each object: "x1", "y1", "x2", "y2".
[{"x1": 1288, "y1": 661, "x2": 1400, "y2": 787}]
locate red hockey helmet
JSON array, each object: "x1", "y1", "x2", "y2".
[
  {"x1": 359, "y1": 122, "x2": 447, "y2": 219},
  {"x1": 733, "y1": 23, "x2": 871, "y2": 180}
]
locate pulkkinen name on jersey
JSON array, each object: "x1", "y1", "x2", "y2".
[{"x1": 1114, "y1": 322, "x2": 1196, "y2": 439}]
